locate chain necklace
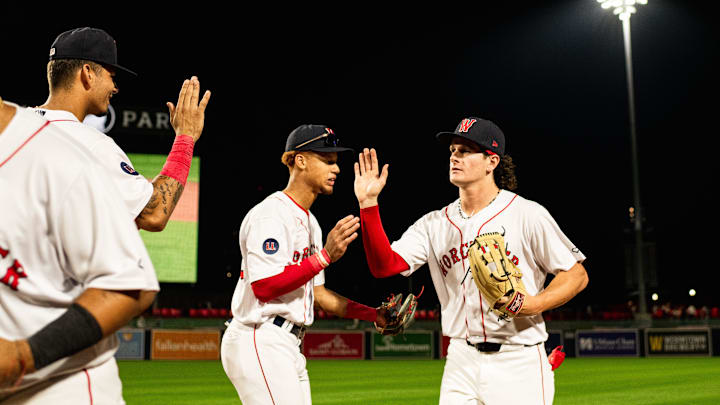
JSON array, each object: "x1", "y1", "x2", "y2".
[{"x1": 457, "y1": 190, "x2": 500, "y2": 220}]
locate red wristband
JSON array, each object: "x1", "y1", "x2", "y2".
[
  {"x1": 160, "y1": 135, "x2": 194, "y2": 186},
  {"x1": 344, "y1": 300, "x2": 378, "y2": 322}
]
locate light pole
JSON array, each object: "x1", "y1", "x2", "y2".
[{"x1": 597, "y1": 0, "x2": 649, "y2": 319}]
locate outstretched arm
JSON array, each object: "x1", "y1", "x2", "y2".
[
  {"x1": 314, "y1": 284, "x2": 387, "y2": 327},
  {"x1": 354, "y1": 148, "x2": 409, "y2": 277},
  {"x1": 136, "y1": 76, "x2": 211, "y2": 231}
]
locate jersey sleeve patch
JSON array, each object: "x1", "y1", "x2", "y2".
[
  {"x1": 262, "y1": 238, "x2": 280, "y2": 255},
  {"x1": 120, "y1": 162, "x2": 140, "y2": 176}
]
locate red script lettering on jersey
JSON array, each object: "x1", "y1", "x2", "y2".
[{"x1": 0, "y1": 245, "x2": 27, "y2": 290}]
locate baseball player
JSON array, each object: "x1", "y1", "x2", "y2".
[
  {"x1": 221, "y1": 125, "x2": 390, "y2": 405},
  {"x1": 0, "y1": 97, "x2": 159, "y2": 404},
  {"x1": 32, "y1": 27, "x2": 210, "y2": 230},
  {"x1": 353, "y1": 117, "x2": 589, "y2": 405}
]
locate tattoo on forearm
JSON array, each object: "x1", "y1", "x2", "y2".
[{"x1": 140, "y1": 175, "x2": 185, "y2": 222}]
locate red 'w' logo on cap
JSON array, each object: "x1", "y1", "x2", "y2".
[
  {"x1": 458, "y1": 119, "x2": 477, "y2": 133},
  {"x1": 492, "y1": 140, "x2": 498, "y2": 147}
]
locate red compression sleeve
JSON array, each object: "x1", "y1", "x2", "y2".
[
  {"x1": 251, "y1": 249, "x2": 331, "y2": 302},
  {"x1": 360, "y1": 205, "x2": 410, "y2": 277},
  {"x1": 344, "y1": 300, "x2": 378, "y2": 322},
  {"x1": 159, "y1": 135, "x2": 194, "y2": 186}
]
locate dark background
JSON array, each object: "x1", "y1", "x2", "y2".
[{"x1": 4, "y1": 1, "x2": 717, "y2": 312}]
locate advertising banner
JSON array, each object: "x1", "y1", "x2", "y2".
[
  {"x1": 545, "y1": 330, "x2": 563, "y2": 355},
  {"x1": 646, "y1": 328, "x2": 712, "y2": 357},
  {"x1": 371, "y1": 331, "x2": 433, "y2": 359},
  {"x1": 575, "y1": 329, "x2": 639, "y2": 357},
  {"x1": 150, "y1": 329, "x2": 220, "y2": 360},
  {"x1": 302, "y1": 331, "x2": 365, "y2": 359},
  {"x1": 115, "y1": 328, "x2": 145, "y2": 360}
]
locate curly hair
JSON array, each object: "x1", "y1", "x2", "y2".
[
  {"x1": 493, "y1": 154, "x2": 518, "y2": 191},
  {"x1": 281, "y1": 151, "x2": 298, "y2": 171},
  {"x1": 47, "y1": 59, "x2": 103, "y2": 91}
]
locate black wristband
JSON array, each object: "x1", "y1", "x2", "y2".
[{"x1": 27, "y1": 303, "x2": 103, "y2": 370}]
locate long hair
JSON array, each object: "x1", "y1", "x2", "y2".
[{"x1": 494, "y1": 154, "x2": 518, "y2": 191}]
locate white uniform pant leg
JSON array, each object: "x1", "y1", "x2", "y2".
[
  {"x1": 439, "y1": 338, "x2": 554, "y2": 405},
  {"x1": 221, "y1": 321, "x2": 310, "y2": 405},
  {"x1": 4, "y1": 358, "x2": 124, "y2": 405}
]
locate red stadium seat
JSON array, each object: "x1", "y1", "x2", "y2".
[
  {"x1": 152, "y1": 308, "x2": 161, "y2": 317},
  {"x1": 170, "y1": 308, "x2": 182, "y2": 318},
  {"x1": 160, "y1": 308, "x2": 170, "y2": 317},
  {"x1": 219, "y1": 308, "x2": 229, "y2": 318},
  {"x1": 209, "y1": 308, "x2": 220, "y2": 318},
  {"x1": 199, "y1": 308, "x2": 210, "y2": 318},
  {"x1": 711, "y1": 307, "x2": 720, "y2": 319},
  {"x1": 189, "y1": 308, "x2": 198, "y2": 318}
]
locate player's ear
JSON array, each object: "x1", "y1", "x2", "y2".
[
  {"x1": 79, "y1": 64, "x2": 94, "y2": 90},
  {"x1": 295, "y1": 153, "x2": 307, "y2": 170}
]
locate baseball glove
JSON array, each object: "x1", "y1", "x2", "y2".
[
  {"x1": 468, "y1": 232, "x2": 528, "y2": 320},
  {"x1": 375, "y1": 289, "x2": 422, "y2": 336}
]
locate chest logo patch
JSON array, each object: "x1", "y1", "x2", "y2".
[
  {"x1": 120, "y1": 162, "x2": 140, "y2": 176},
  {"x1": 263, "y1": 238, "x2": 280, "y2": 255}
]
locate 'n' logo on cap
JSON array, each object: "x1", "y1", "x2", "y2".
[{"x1": 458, "y1": 119, "x2": 477, "y2": 133}]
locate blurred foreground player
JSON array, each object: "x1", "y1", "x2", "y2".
[
  {"x1": 354, "y1": 118, "x2": 588, "y2": 404},
  {"x1": 0, "y1": 98, "x2": 159, "y2": 404},
  {"x1": 32, "y1": 27, "x2": 210, "y2": 231},
  {"x1": 221, "y1": 125, "x2": 389, "y2": 405}
]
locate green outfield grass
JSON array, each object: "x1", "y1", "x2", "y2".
[
  {"x1": 118, "y1": 357, "x2": 720, "y2": 404},
  {"x1": 139, "y1": 220, "x2": 198, "y2": 283}
]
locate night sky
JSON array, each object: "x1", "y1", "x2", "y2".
[{"x1": 4, "y1": 1, "x2": 717, "y2": 311}]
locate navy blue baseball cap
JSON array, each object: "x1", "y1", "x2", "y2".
[
  {"x1": 49, "y1": 27, "x2": 137, "y2": 76},
  {"x1": 436, "y1": 117, "x2": 505, "y2": 155},
  {"x1": 285, "y1": 125, "x2": 354, "y2": 153}
]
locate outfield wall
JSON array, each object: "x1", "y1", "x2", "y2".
[{"x1": 115, "y1": 321, "x2": 719, "y2": 360}]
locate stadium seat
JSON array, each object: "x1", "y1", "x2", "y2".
[
  {"x1": 219, "y1": 308, "x2": 229, "y2": 317},
  {"x1": 160, "y1": 308, "x2": 170, "y2": 317},
  {"x1": 152, "y1": 308, "x2": 162, "y2": 317},
  {"x1": 199, "y1": 308, "x2": 210, "y2": 318},
  {"x1": 170, "y1": 308, "x2": 182, "y2": 317},
  {"x1": 711, "y1": 307, "x2": 720, "y2": 319},
  {"x1": 209, "y1": 308, "x2": 220, "y2": 318},
  {"x1": 189, "y1": 308, "x2": 198, "y2": 318}
]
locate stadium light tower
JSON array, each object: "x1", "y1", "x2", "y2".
[{"x1": 597, "y1": 0, "x2": 649, "y2": 319}]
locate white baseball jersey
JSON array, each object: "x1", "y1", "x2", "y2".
[
  {"x1": 230, "y1": 191, "x2": 325, "y2": 327},
  {"x1": 391, "y1": 190, "x2": 585, "y2": 345},
  {"x1": 0, "y1": 104, "x2": 159, "y2": 393},
  {"x1": 30, "y1": 108, "x2": 154, "y2": 218}
]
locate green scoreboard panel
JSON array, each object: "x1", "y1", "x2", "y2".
[{"x1": 127, "y1": 153, "x2": 200, "y2": 283}]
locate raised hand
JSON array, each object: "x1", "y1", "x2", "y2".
[
  {"x1": 166, "y1": 76, "x2": 211, "y2": 142},
  {"x1": 353, "y1": 148, "x2": 389, "y2": 209},
  {"x1": 323, "y1": 215, "x2": 361, "y2": 263}
]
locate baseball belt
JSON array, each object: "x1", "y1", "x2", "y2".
[{"x1": 272, "y1": 315, "x2": 306, "y2": 340}]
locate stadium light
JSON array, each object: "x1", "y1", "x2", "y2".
[
  {"x1": 689, "y1": 289, "x2": 696, "y2": 297},
  {"x1": 598, "y1": 0, "x2": 649, "y2": 319},
  {"x1": 651, "y1": 293, "x2": 658, "y2": 301}
]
